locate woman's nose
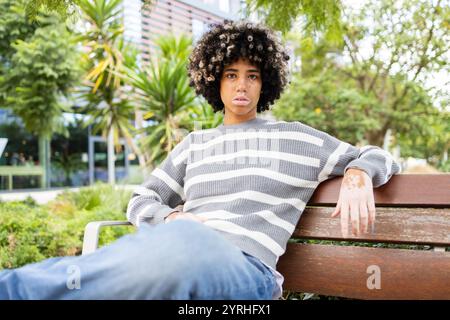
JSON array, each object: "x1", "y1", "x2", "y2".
[{"x1": 236, "y1": 78, "x2": 247, "y2": 92}]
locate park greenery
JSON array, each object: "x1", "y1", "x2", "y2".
[
  {"x1": 125, "y1": 35, "x2": 199, "y2": 165},
  {"x1": 0, "y1": 0, "x2": 447, "y2": 176},
  {"x1": 0, "y1": 0, "x2": 81, "y2": 187},
  {"x1": 0, "y1": 183, "x2": 134, "y2": 270},
  {"x1": 273, "y1": 0, "x2": 449, "y2": 169}
]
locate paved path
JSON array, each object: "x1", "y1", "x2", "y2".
[{"x1": 0, "y1": 185, "x2": 137, "y2": 204}]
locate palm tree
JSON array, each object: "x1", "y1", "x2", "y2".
[
  {"x1": 77, "y1": 0, "x2": 140, "y2": 184},
  {"x1": 125, "y1": 34, "x2": 198, "y2": 165},
  {"x1": 178, "y1": 100, "x2": 224, "y2": 132}
]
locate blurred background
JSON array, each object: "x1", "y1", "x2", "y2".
[
  {"x1": 0, "y1": 0, "x2": 447, "y2": 193},
  {"x1": 0, "y1": 0, "x2": 448, "y2": 292}
]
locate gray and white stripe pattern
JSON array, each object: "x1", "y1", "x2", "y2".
[{"x1": 126, "y1": 117, "x2": 400, "y2": 269}]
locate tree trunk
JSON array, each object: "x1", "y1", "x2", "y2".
[
  {"x1": 383, "y1": 129, "x2": 392, "y2": 151},
  {"x1": 366, "y1": 130, "x2": 385, "y2": 147},
  {"x1": 107, "y1": 128, "x2": 115, "y2": 185},
  {"x1": 38, "y1": 134, "x2": 51, "y2": 188},
  {"x1": 366, "y1": 120, "x2": 392, "y2": 147},
  {"x1": 134, "y1": 109, "x2": 148, "y2": 168}
]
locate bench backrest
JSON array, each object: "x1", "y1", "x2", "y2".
[{"x1": 277, "y1": 174, "x2": 450, "y2": 299}]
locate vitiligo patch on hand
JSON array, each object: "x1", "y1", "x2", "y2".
[{"x1": 343, "y1": 170, "x2": 366, "y2": 189}]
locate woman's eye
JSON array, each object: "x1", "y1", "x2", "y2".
[{"x1": 224, "y1": 73, "x2": 258, "y2": 80}]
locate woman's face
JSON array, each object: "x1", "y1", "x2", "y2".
[{"x1": 220, "y1": 58, "x2": 262, "y2": 124}]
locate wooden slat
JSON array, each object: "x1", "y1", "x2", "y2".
[
  {"x1": 309, "y1": 174, "x2": 450, "y2": 207},
  {"x1": 294, "y1": 207, "x2": 450, "y2": 246},
  {"x1": 277, "y1": 243, "x2": 450, "y2": 299}
]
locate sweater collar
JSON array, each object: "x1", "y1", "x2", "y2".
[{"x1": 217, "y1": 117, "x2": 267, "y2": 129}]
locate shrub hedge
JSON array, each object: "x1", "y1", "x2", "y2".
[{"x1": 0, "y1": 183, "x2": 135, "y2": 270}]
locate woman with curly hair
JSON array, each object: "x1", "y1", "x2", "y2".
[
  {"x1": 187, "y1": 20, "x2": 290, "y2": 117},
  {"x1": 0, "y1": 20, "x2": 400, "y2": 300}
]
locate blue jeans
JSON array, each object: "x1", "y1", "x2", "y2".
[{"x1": 0, "y1": 220, "x2": 276, "y2": 299}]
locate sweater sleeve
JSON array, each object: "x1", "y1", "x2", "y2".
[
  {"x1": 126, "y1": 134, "x2": 190, "y2": 227},
  {"x1": 318, "y1": 132, "x2": 401, "y2": 188}
]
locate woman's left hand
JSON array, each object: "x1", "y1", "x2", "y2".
[{"x1": 331, "y1": 168, "x2": 376, "y2": 237}]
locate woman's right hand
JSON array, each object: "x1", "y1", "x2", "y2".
[{"x1": 165, "y1": 211, "x2": 207, "y2": 223}]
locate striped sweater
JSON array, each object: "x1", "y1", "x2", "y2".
[{"x1": 126, "y1": 117, "x2": 400, "y2": 270}]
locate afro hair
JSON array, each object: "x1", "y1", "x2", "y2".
[{"x1": 187, "y1": 20, "x2": 290, "y2": 113}]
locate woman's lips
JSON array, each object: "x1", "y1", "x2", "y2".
[{"x1": 232, "y1": 98, "x2": 250, "y2": 106}]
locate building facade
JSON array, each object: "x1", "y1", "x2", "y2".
[{"x1": 122, "y1": 0, "x2": 245, "y2": 62}]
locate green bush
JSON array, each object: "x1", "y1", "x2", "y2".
[{"x1": 0, "y1": 183, "x2": 135, "y2": 270}]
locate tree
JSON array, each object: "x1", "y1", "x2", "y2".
[
  {"x1": 77, "y1": 0, "x2": 140, "y2": 184},
  {"x1": 339, "y1": 0, "x2": 448, "y2": 145},
  {"x1": 125, "y1": 34, "x2": 198, "y2": 166},
  {"x1": 23, "y1": 0, "x2": 154, "y2": 20},
  {"x1": 273, "y1": 68, "x2": 384, "y2": 144},
  {"x1": 245, "y1": 0, "x2": 343, "y2": 41},
  {"x1": 273, "y1": 0, "x2": 449, "y2": 167},
  {"x1": 0, "y1": 2, "x2": 81, "y2": 187},
  {"x1": 23, "y1": 0, "x2": 80, "y2": 20},
  {"x1": 395, "y1": 103, "x2": 449, "y2": 169},
  {"x1": 0, "y1": 0, "x2": 39, "y2": 105},
  {"x1": 27, "y1": 0, "x2": 340, "y2": 40}
]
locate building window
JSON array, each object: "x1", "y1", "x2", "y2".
[
  {"x1": 192, "y1": 19, "x2": 205, "y2": 42},
  {"x1": 219, "y1": 0, "x2": 230, "y2": 13}
]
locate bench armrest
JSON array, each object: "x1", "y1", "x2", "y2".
[{"x1": 82, "y1": 221, "x2": 133, "y2": 255}]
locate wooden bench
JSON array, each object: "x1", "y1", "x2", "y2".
[{"x1": 82, "y1": 174, "x2": 450, "y2": 299}]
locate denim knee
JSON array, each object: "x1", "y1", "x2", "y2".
[
  {"x1": 102, "y1": 221, "x2": 231, "y2": 299},
  {"x1": 111, "y1": 220, "x2": 274, "y2": 299}
]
